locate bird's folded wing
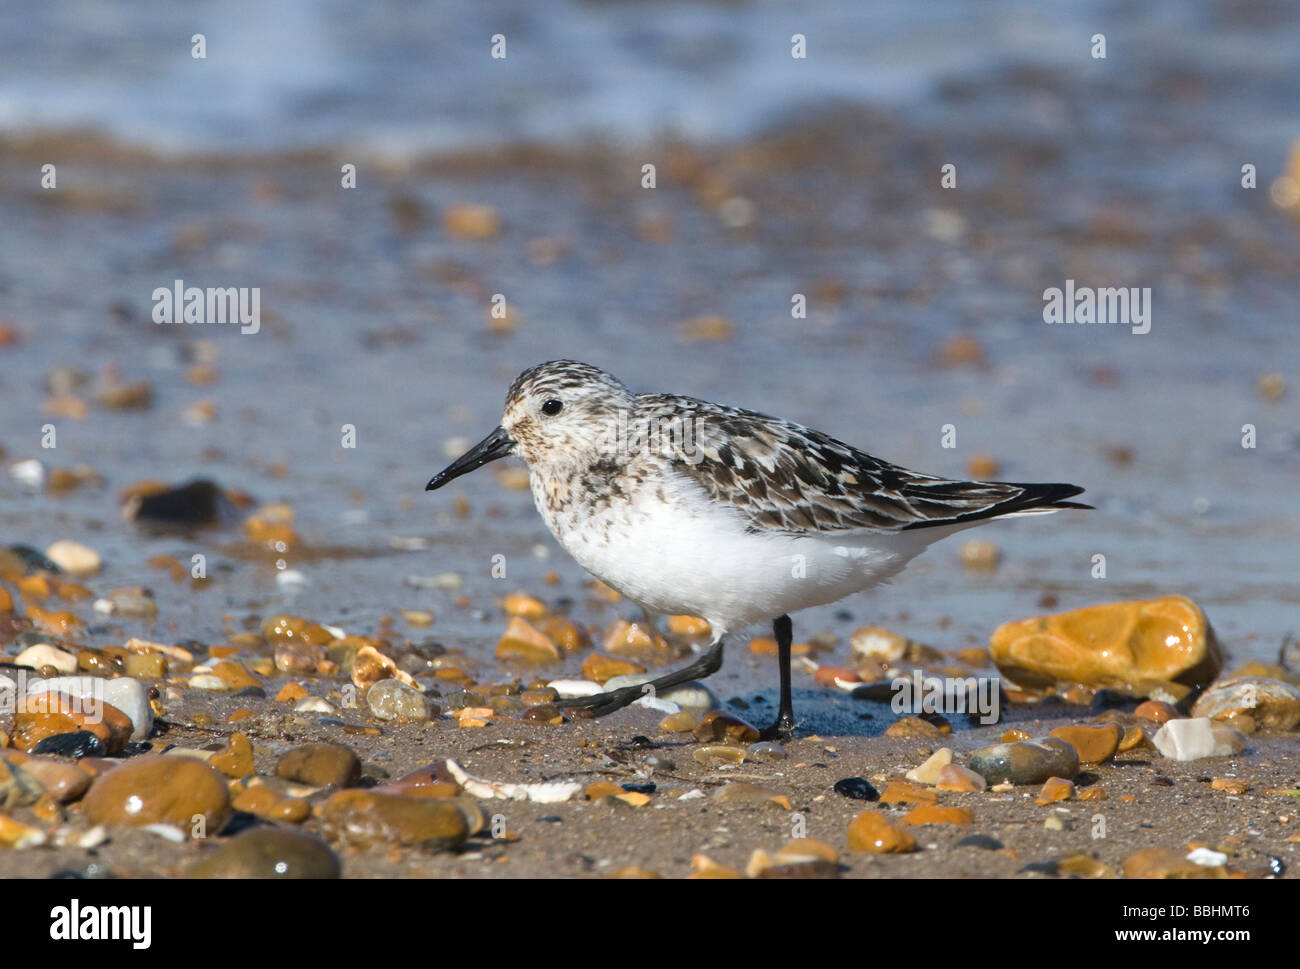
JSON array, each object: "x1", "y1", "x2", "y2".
[{"x1": 637, "y1": 394, "x2": 1086, "y2": 535}]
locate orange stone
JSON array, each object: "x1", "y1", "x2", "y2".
[
  {"x1": 231, "y1": 785, "x2": 311, "y2": 823},
  {"x1": 210, "y1": 733, "x2": 255, "y2": 779},
  {"x1": 83, "y1": 756, "x2": 230, "y2": 831},
  {"x1": 989, "y1": 595, "x2": 1223, "y2": 692},
  {"x1": 936, "y1": 764, "x2": 987, "y2": 792},
  {"x1": 667, "y1": 615, "x2": 711, "y2": 637},
  {"x1": 814, "y1": 666, "x2": 861, "y2": 687},
  {"x1": 748, "y1": 636, "x2": 811, "y2": 656},
  {"x1": 847, "y1": 811, "x2": 916, "y2": 853},
  {"x1": 582, "y1": 653, "x2": 646, "y2": 684},
  {"x1": 495, "y1": 617, "x2": 561, "y2": 665},
  {"x1": 692, "y1": 711, "x2": 760, "y2": 745},
  {"x1": 1135, "y1": 700, "x2": 1180, "y2": 723},
  {"x1": 1123, "y1": 847, "x2": 1227, "y2": 879},
  {"x1": 275, "y1": 682, "x2": 308, "y2": 704},
  {"x1": 25, "y1": 604, "x2": 84, "y2": 636},
  {"x1": 1001, "y1": 728, "x2": 1031, "y2": 743},
  {"x1": 1036, "y1": 777, "x2": 1075, "y2": 804},
  {"x1": 503, "y1": 593, "x2": 547, "y2": 620},
  {"x1": 886, "y1": 717, "x2": 943, "y2": 740},
  {"x1": 12, "y1": 694, "x2": 132, "y2": 754},
  {"x1": 0, "y1": 587, "x2": 12, "y2": 612},
  {"x1": 537, "y1": 616, "x2": 590, "y2": 653},
  {"x1": 904, "y1": 804, "x2": 973, "y2": 826},
  {"x1": 1210, "y1": 778, "x2": 1249, "y2": 794},
  {"x1": 602, "y1": 620, "x2": 668, "y2": 659},
  {"x1": 584, "y1": 782, "x2": 624, "y2": 801},
  {"x1": 1049, "y1": 723, "x2": 1122, "y2": 764},
  {"x1": 1078, "y1": 788, "x2": 1107, "y2": 801},
  {"x1": 879, "y1": 781, "x2": 938, "y2": 804},
  {"x1": 211, "y1": 660, "x2": 260, "y2": 691}
]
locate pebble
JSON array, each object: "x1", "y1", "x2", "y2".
[
  {"x1": 847, "y1": 811, "x2": 916, "y2": 853},
  {"x1": 44, "y1": 540, "x2": 101, "y2": 577},
  {"x1": 745, "y1": 741, "x2": 787, "y2": 763},
  {"x1": 0, "y1": 759, "x2": 45, "y2": 809},
  {"x1": 879, "y1": 780, "x2": 937, "y2": 804},
  {"x1": 13, "y1": 694, "x2": 133, "y2": 754},
  {"x1": 693, "y1": 745, "x2": 746, "y2": 766},
  {"x1": 19, "y1": 758, "x2": 91, "y2": 803},
  {"x1": 1057, "y1": 855, "x2": 1115, "y2": 878},
  {"x1": 747, "y1": 839, "x2": 840, "y2": 878},
  {"x1": 833, "y1": 777, "x2": 880, "y2": 801},
  {"x1": 886, "y1": 717, "x2": 943, "y2": 740},
  {"x1": 989, "y1": 595, "x2": 1223, "y2": 692},
  {"x1": 210, "y1": 733, "x2": 255, "y2": 779},
  {"x1": 31, "y1": 731, "x2": 105, "y2": 759},
  {"x1": 230, "y1": 785, "x2": 311, "y2": 823},
  {"x1": 122, "y1": 478, "x2": 223, "y2": 526},
  {"x1": 1191, "y1": 676, "x2": 1300, "y2": 731},
  {"x1": 713, "y1": 783, "x2": 789, "y2": 809},
  {"x1": 1036, "y1": 777, "x2": 1075, "y2": 804},
  {"x1": 367, "y1": 679, "x2": 430, "y2": 721},
  {"x1": 904, "y1": 804, "x2": 974, "y2": 826},
  {"x1": 849, "y1": 626, "x2": 909, "y2": 662},
  {"x1": 276, "y1": 743, "x2": 361, "y2": 788},
  {"x1": 189, "y1": 673, "x2": 232, "y2": 691},
  {"x1": 1153, "y1": 717, "x2": 1246, "y2": 761},
  {"x1": 693, "y1": 711, "x2": 760, "y2": 745},
  {"x1": 188, "y1": 828, "x2": 340, "y2": 878},
  {"x1": 969, "y1": 737, "x2": 1080, "y2": 785},
  {"x1": 318, "y1": 790, "x2": 469, "y2": 850},
  {"x1": 905, "y1": 747, "x2": 952, "y2": 785},
  {"x1": 14, "y1": 643, "x2": 78, "y2": 675},
  {"x1": 658, "y1": 712, "x2": 698, "y2": 733},
  {"x1": 1134, "y1": 699, "x2": 1180, "y2": 723},
  {"x1": 274, "y1": 641, "x2": 326, "y2": 674},
  {"x1": 24, "y1": 676, "x2": 153, "y2": 740},
  {"x1": 294, "y1": 697, "x2": 336, "y2": 715},
  {"x1": 1210, "y1": 777, "x2": 1249, "y2": 794},
  {"x1": 495, "y1": 618, "x2": 561, "y2": 665},
  {"x1": 547, "y1": 678, "x2": 603, "y2": 699},
  {"x1": 1049, "y1": 723, "x2": 1122, "y2": 764},
  {"x1": 83, "y1": 755, "x2": 230, "y2": 831},
  {"x1": 582, "y1": 653, "x2": 645, "y2": 684},
  {"x1": 1123, "y1": 847, "x2": 1227, "y2": 879},
  {"x1": 956, "y1": 834, "x2": 1003, "y2": 850},
  {"x1": 935, "y1": 764, "x2": 987, "y2": 792}
]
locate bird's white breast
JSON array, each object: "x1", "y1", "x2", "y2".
[{"x1": 531, "y1": 464, "x2": 928, "y2": 637}]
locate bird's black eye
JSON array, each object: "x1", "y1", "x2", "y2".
[{"x1": 541, "y1": 398, "x2": 563, "y2": 416}]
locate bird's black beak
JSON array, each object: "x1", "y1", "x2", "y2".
[{"x1": 426, "y1": 426, "x2": 515, "y2": 491}]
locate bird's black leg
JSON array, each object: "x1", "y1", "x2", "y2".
[
  {"x1": 760, "y1": 614, "x2": 795, "y2": 740},
  {"x1": 555, "y1": 640, "x2": 725, "y2": 719}
]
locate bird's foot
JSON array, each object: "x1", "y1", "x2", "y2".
[{"x1": 759, "y1": 715, "x2": 795, "y2": 742}]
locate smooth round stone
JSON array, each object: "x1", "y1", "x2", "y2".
[
  {"x1": 293, "y1": 697, "x2": 335, "y2": 714},
  {"x1": 275, "y1": 743, "x2": 361, "y2": 788},
  {"x1": 44, "y1": 540, "x2": 101, "y2": 577},
  {"x1": 847, "y1": 811, "x2": 915, "y2": 853},
  {"x1": 905, "y1": 747, "x2": 952, "y2": 784},
  {"x1": 317, "y1": 790, "x2": 468, "y2": 850},
  {"x1": 969, "y1": 737, "x2": 1080, "y2": 785},
  {"x1": 956, "y1": 834, "x2": 1004, "y2": 850},
  {"x1": 15, "y1": 644, "x2": 78, "y2": 675},
  {"x1": 1049, "y1": 724, "x2": 1122, "y2": 764},
  {"x1": 83, "y1": 755, "x2": 230, "y2": 831},
  {"x1": 189, "y1": 674, "x2": 232, "y2": 691},
  {"x1": 693, "y1": 745, "x2": 746, "y2": 766},
  {"x1": 188, "y1": 828, "x2": 340, "y2": 878},
  {"x1": 25, "y1": 676, "x2": 153, "y2": 741},
  {"x1": 18, "y1": 758, "x2": 91, "y2": 803},
  {"x1": 0, "y1": 759, "x2": 45, "y2": 808},
  {"x1": 833, "y1": 777, "x2": 880, "y2": 801},
  {"x1": 1191, "y1": 676, "x2": 1300, "y2": 731},
  {"x1": 231, "y1": 785, "x2": 311, "y2": 823},
  {"x1": 745, "y1": 741, "x2": 787, "y2": 763},
  {"x1": 692, "y1": 710, "x2": 759, "y2": 744},
  {"x1": 366, "y1": 679, "x2": 429, "y2": 721}
]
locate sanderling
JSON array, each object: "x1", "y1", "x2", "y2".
[{"x1": 427, "y1": 360, "x2": 1089, "y2": 738}]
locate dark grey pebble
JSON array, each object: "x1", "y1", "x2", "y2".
[
  {"x1": 32, "y1": 731, "x2": 105, "y2": 759},
  {"x1": 834, "y1": 777, "x2": 879, "y2": 801},
  {"x1": 956, "y1": 834, "x2": 1004, "y2": 850}
]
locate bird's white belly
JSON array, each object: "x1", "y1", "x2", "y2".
[{"x1": 538, "y1": 475, "x2": 925, "y2": 636}]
